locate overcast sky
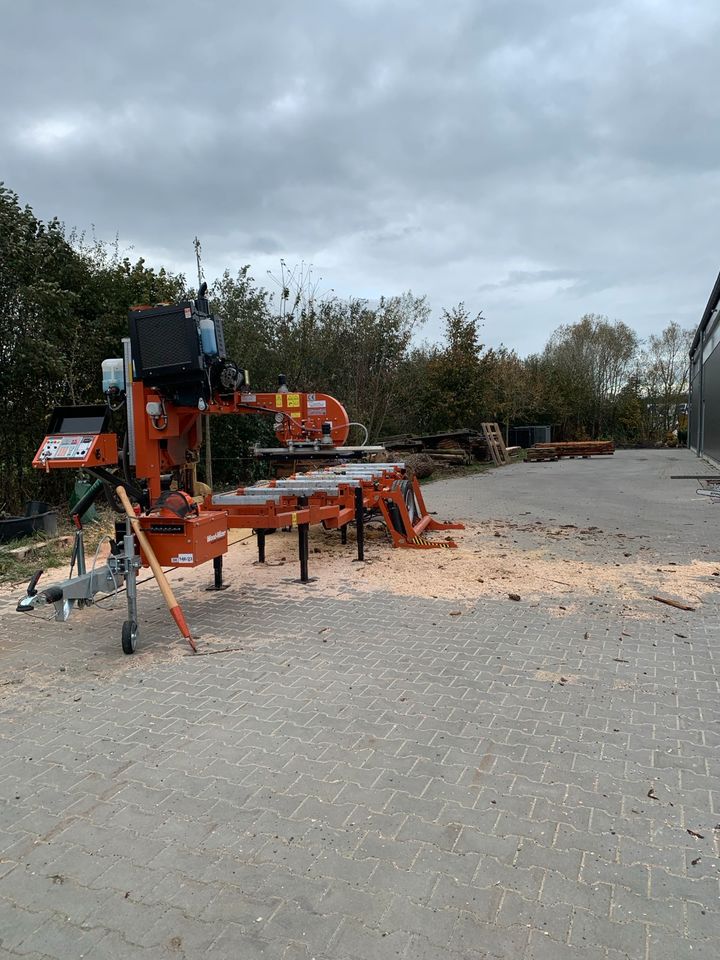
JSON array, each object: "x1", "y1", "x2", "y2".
[{"x1": 2, "y1": 0, "x2": 719, "y2": 353}]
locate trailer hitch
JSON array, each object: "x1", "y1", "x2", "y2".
[{"x1": 17, "y1": 569, "x2": 65, "y2": 613}]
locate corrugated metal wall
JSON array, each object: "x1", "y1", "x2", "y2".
[
  {"x1": 684, "y1": 271, "x2": 720, "y2": 462},
  {"x1": 690, "y1": 370, "x2": 701, "y2": 452},
  {"x1": 702, "y1": 347, "x2": 720, "y2": 463}
]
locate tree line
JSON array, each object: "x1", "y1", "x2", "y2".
[{"x1": 0, "y1": 183, "x2": 691, "y2": 514}]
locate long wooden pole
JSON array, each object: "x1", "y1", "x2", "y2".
[{"x1": 115, "y1": 487, "x2": 196, "y2": 652}]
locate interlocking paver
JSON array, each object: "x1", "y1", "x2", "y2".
[{"x1": 0, "y1": 450, "x2": 719, "y2": 958}]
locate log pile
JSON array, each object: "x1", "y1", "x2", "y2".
[
  {"x1": 382, "y1": 429, "x2": 489, "y2": 466},
  {"x1": 382, "y1": 428, "x2": 523, "y2": 475},
  {"x1": 526, "y1": 440, "x2": 615, "y2": 462}
]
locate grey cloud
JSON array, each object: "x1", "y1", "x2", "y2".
[
  {"x1": 477, "y1": 270, "x2": 576, "y2": 292},
  {"x1": 1, "y1": 0, "x2": 719, "y2": 354}
]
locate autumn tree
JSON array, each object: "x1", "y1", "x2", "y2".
[
  {"x1": 482, "y1": 347, "x2": 534, "y2": 442},
  {"x1": 640, "y1": 322, "x2": 692, "y2": 437},
  {"x1": 540, "y1": 315, "x2": 638, "y2": 438},
  {"x1": 414, "y1": 304, "x2": 487, "y2": 431}
]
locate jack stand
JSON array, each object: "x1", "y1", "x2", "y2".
[
  {"x1": 75, "y1": 530, "x2": 86, "y2": 576},
  {"x1": 121, "y1": 517, "x2": 140, "y2": 654},
  {"x1": 70, "y1": 525, "x2": 87, "y2": 606},
  {"x1": 206, "y1": 555, "x2": 229, "y2": 591}
]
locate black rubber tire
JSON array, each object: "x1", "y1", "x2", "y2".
[
  {"x1": 386, "y1": 479, "x2": 418, "y2": 536},
  {"x1": 399, "y1": 479, "x2": 419, "y2": 524},
  {"x1": 121, "y1": 619, "x2": 138, "y2": 655}
]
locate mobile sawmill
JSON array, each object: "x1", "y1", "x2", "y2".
[{"x1": 17, "y1": 286, "x2": 463, "y2": 653}]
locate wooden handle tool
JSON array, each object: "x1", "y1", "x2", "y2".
[{"x1": 116, "y1": 486, "x2": 196, "y2": 652}]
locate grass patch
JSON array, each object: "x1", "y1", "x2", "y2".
[{"x1": 0, "y1": 509, "x2": 115, "y2": 587}]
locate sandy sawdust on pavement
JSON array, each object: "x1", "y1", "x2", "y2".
[{"x1": 215, "y1": 517, "x2": 720, "y2": 617}]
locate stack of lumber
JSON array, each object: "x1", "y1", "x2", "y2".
[
  {"x1": 526, "y1": 447, "x2": 557, "y2": 462},
  {"x1": 526, "y1": 441, "x2": 615, "y2": 462}
]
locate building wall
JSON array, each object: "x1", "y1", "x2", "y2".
[
  {"x1": 701, "y1": 345, "x2": 720, "y2": 464},
  {"x1": 690, "y1": 369, "x2": 701, "y2": 452},
  {"x1": 689, "y1": 271, "x2": 720, "y2": 464}
]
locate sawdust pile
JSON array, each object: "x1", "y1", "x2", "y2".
[
  {"x1": 225, "y1": 518, "x2": 720, "y2": 614},
  {"x1": 1, "y1": 515, "x2": 716, "y2": 696}
]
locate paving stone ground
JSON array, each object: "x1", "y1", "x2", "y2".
[{"x1": 0, "y1": 449, "x2": 719, "y2": 959}]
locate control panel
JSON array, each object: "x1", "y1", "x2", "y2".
[
  {"x1": 32, "y1": 432, "x2": 118, "y2": 470},
  {"x1": 39, "y1": 435, "x2": 94, "y2": 461}
]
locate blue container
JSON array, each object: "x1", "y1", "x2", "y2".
[{"x1": 199, "y1": 316, "x2": 218, "y2": 357}]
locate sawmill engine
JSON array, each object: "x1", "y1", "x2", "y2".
[{"x1": 126, "y1": 282, "x2": 247, "y2": 408}]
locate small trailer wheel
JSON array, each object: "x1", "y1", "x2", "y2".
[{"x1": 121, "y1": 619, "x2": 138, "y2": 655}]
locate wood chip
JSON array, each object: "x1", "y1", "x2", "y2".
[{"x1": 651, "y1": 596, "x2": 695, "y2": 611}]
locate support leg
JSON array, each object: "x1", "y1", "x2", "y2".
[
  {"x1": 341, "y1": 524, "x2": 348, "y2": 545},
  {"x1": 256, "y1": 529, "x2": 266, "y2": 563},
  {"x1": 298, "y1": 522, "x2": 310, "y2": 583},
  {"x1": 74, "y1": 529, "x2": 88, "y2": 607},
  {"x1": 76, "y1": 529, "x2": 86, "y2": 577},
  {"x1": 206, "y1": 554, "x2": 230, "y2": 591},
  {"x1": 69, "y1": 530, "x2": 80, "y2": 575},
  {"x1": 354, "y1": 486, "x2": 365, "y2": 562},
  {"x1": 69, "y1": 528, "x2": 86, "y2": 608},
  {"x1": 294, "y1": 499, "x2": 316, "y2": 584}
]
